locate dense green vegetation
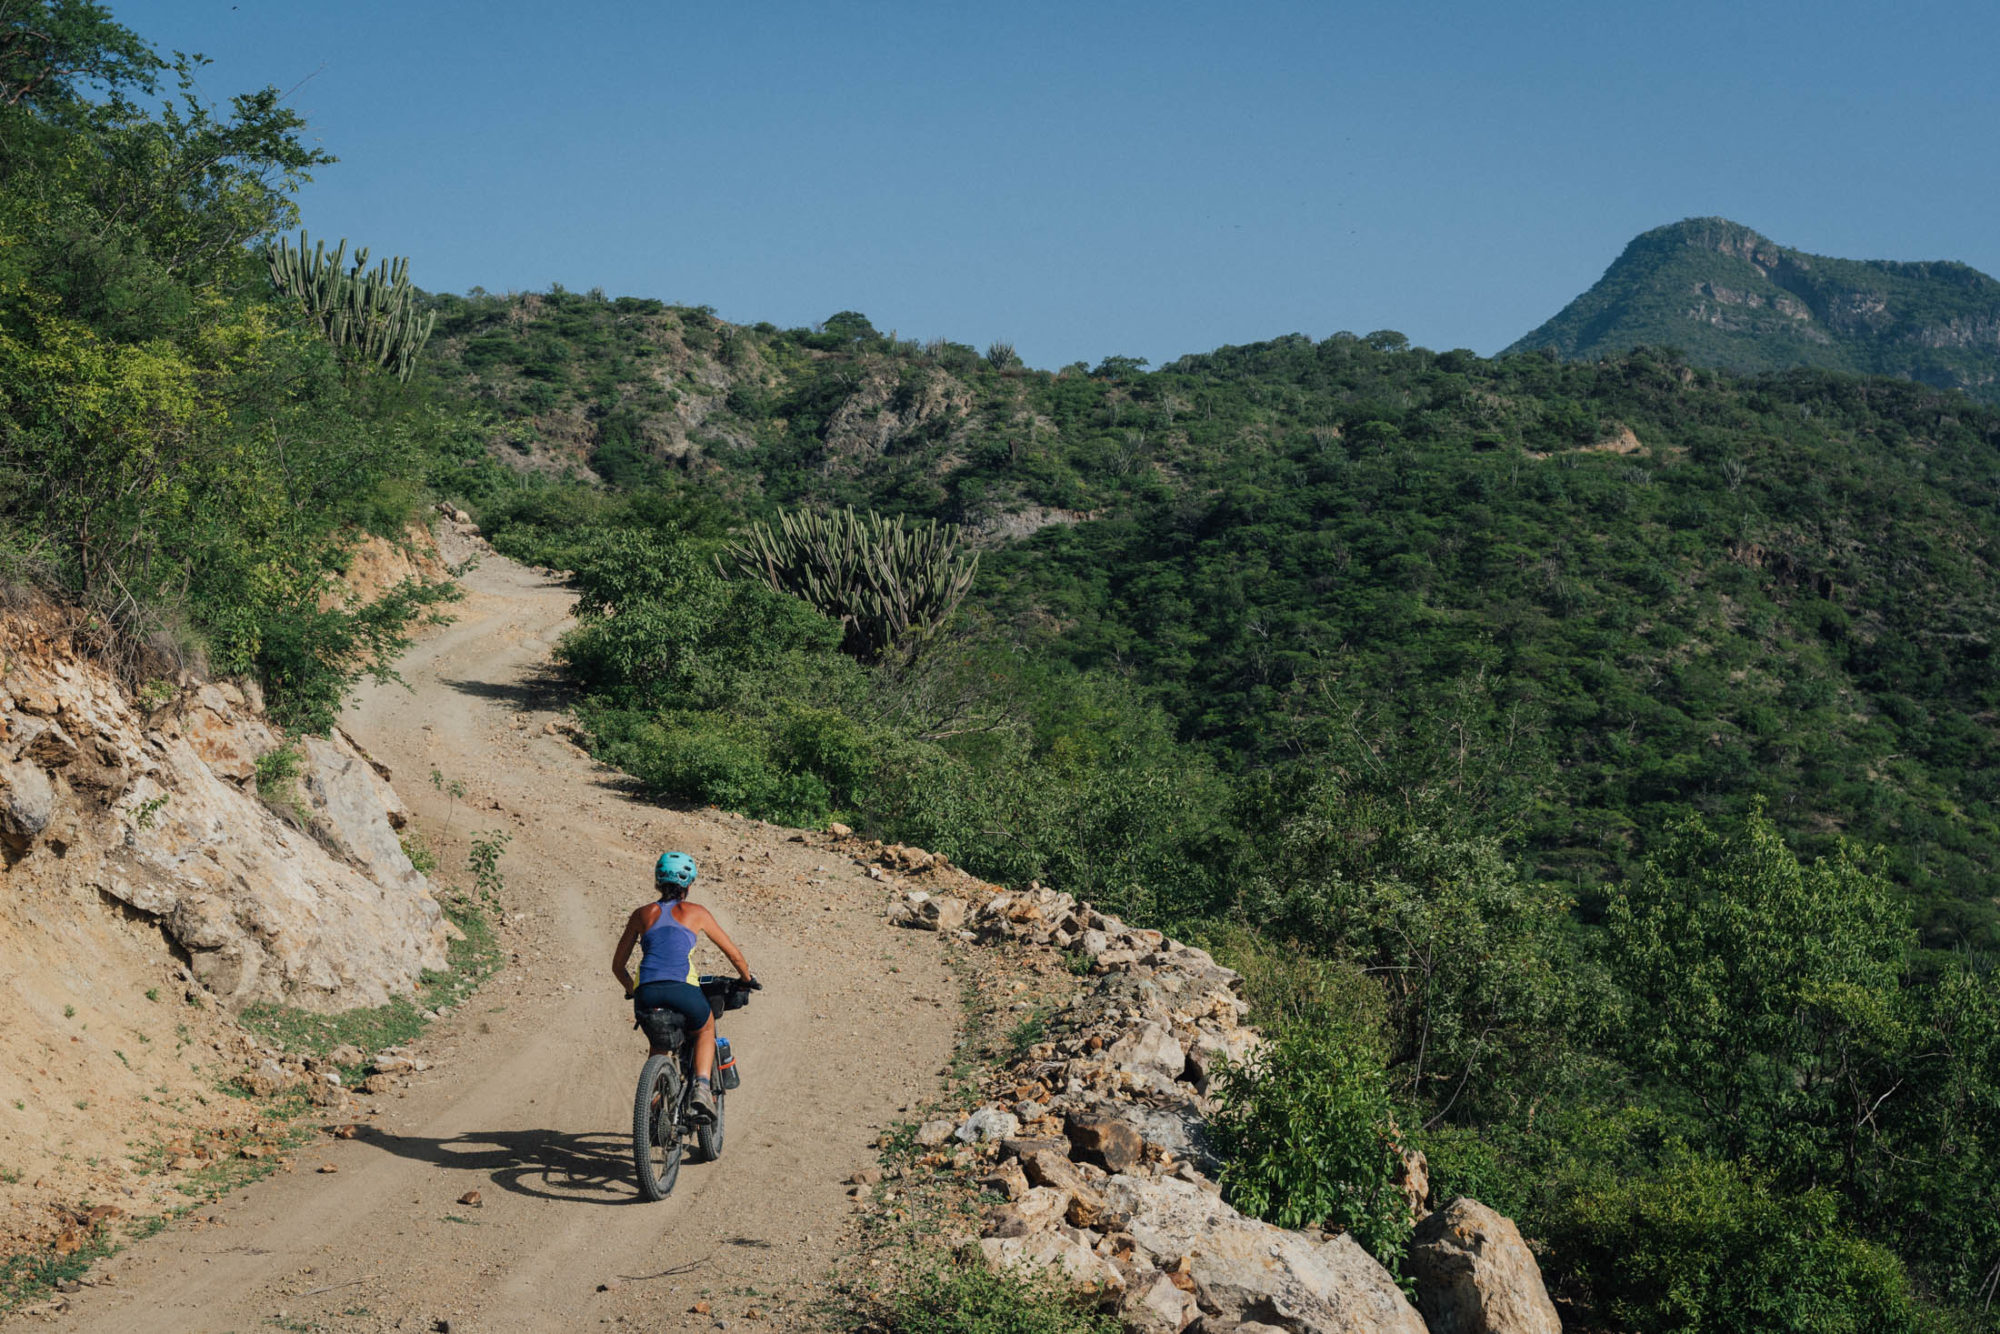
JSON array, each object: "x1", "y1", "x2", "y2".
[
  {"x1": 0, "y1": 0, "x2": 488, "y2": 728},
  {"x1": 9, "y1": 3, "x2": 2000, "y2": 1327},
  {"x1": 1507, "y1": 217, "x2": 2000, "y2": 402},
  {"x1": 444, "y1": 293, "x2": 2000, "y2": 954},
  {"x1": 443, "y1": 291, "x2": 2000, "y2": 1329}
]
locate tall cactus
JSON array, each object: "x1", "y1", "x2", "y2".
[
  {"x1": 266, "y1": 231, "x2": 437, "y2": 381},
  {"x1": 724, "y1": 507, "x2": 979, "y2": 662}
]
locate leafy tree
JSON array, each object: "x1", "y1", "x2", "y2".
[
  {"x1": 1548, "y1": 1154, "x2": 1938, "y2": 1334},
  {"x1": 0, "y1": 0, "x2": 160, "y2": 111},
  {"x1": 1608, "y1": 812, "x2": 1911, "y2": 1177}
]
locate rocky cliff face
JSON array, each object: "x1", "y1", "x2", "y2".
[
  {"x1": 1, "y1": 612, "x2": 449, "y2": 1010},
  {"x1": 0, "y1": 573, "x2": 454, "y2": 1255},
  {"x1": 1506, "y1": 217, "x2": 2000, "y2": 400}
]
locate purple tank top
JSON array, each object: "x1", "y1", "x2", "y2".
[{"x1": 637, "y1": 901, "x2": 698, "y2": 985}]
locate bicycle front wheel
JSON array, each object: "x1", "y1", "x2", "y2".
[{"x1": 633, "y1": 1053, "x2": 684, "y2": 1201}]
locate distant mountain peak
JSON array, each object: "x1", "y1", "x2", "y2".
[{"x1": 1506, "y1": 220, "x2": 2000, "y2": 400}]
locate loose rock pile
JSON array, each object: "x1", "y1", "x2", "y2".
[{"x1": 880, "y1": 864, "x2": 1561, "y2": 1334}]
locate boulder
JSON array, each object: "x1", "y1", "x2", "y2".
[
  {"x1": 0, "y1": 756, "x2": 54, "y2": 845},
  {"x1": 1185, "y1": 1026, "x2": 1264, "y2": 1091},
  {"x1": 1102, "y1": 1174, "x2": 1427, "y2": 1334},
  {"x1": 1076, "y1": 1100, "x2": 1217, "y2": 1174},
  {"x1": 986, "y1": 1186, "x2": 1072, "y2": 1237},
  {"x1": 894, "y1": 891, "x2": 966, "y2": 932},
  {"x1": 1065, "y1": 1111, "x2": 1145, "y2": 1172},
  {"x1": 1106, "y1": 1021, "x2": 1186, "y2": 1082},
  {"x1": 915, "y1": 1119, "x2": 957, "y2": 1147},
  {"x1": 975, "y1": 1233, "x2": 1124, "y2": 1296},
  {"x1": 1120, "y1": 1269, "x2": 1199, "y2": 1333},
  {"x1": 240, "y1": 1058, "x2": 303, "y2": 1096},
  {"x1": 1020, "y1": 1149, "x2": 1107, "y2": 1227},
  {"x1": 979, "y1": 1159, "x2": 1030, "y2": 1201},
  {"x1": 956, "y1": 1105, "x2": 1021, "y2": 1144},
  {"x1": 1407, "y1": 1198, "x2": 1560, "y2": 1334}
]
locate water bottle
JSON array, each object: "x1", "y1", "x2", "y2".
[{"x1": 715, "y1": 1036, "x2": 740, "y2": 1090}]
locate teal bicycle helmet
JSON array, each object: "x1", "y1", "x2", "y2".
[{"x1": 655, "y1": 852, "x2": 698, "y2": 897}]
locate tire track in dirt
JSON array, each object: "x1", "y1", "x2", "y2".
[{"x1": 56, "y1": 549, "x2": 960, "y2": 1333}]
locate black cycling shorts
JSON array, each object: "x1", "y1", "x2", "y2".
[{"x1": 632, "y1": 979, "x2": 710, "y2": 1033}]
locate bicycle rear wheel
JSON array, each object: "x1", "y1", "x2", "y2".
[
  {"x1": 695, "y1": 1086, "x2": 726, "y2": 1162},
  {"x1": 633, "y1": 1053, "x2": 684, "y2": 1200}
]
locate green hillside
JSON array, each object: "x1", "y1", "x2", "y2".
[
  {"x1": 9, "y1": 0, "x2": 1998, "y2": 1315},
  {"x1": 1506, "y1": 217, "x2": 2000, "y2": 401},
  {"x1": 434, "y1": 293, "x2": 2000, "y2": 952},
  {"x1": 435, "y1": 296, "x2": 2000, "y2": 1327}
]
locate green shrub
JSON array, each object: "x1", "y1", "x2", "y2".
[
  {"x1": 1547, "y1": 1156, "x2": 1940, "y2": 1334},
  {"x1": 883, "y1": 1258, "x2": 1122, "y2": 1334},
  {"x1": 771, "y1": 703, "x2": 875, "y2": 804},
  {"x1": 253, "y1": 742, "x2": 303, "y2": 792},
  {"x1": 587, "y1": 710, "x2": 835, "y2": 829},
  {"x1": 593, "y1": 713, "x2": 773, "y2": 809},
  {"x1": 1208, "y1": 1023, "x2": 1411, "y2": 1271},
  {"x1": 1195, "y1": 925, "x2": 1388, "y2": 1057},
  {"x1": 224, "y1": 575, "x2": 457, "y2": 734}
]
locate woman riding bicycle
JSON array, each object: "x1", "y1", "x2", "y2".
[{"x1": 611, "y1": 852, "x2": 755, "y2": 1124}]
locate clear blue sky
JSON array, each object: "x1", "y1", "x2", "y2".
[{"x1": 124, "y1": 0, "x2": 2000, "y2": 369}]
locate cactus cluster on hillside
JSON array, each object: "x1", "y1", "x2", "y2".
[
  {"x1": 724, "y1": 507, "x2": 977, "y2": 662},
  {"x1": 267, "y1": 231, "x2": 436, "y2": 381}
]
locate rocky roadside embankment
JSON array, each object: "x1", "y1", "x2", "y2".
[
  {"x1": 0, "y1": 530, "x2": 456, "y2": 1266},
  {"x1": 846, "y1": 833, "x2": 1562, "y2": 1334}
]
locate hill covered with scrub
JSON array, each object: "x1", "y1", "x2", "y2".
[
  {"x1": 432, "y1": 292, "x2": 2000, "y2": 953},
  {"x1": 4, "y1": 0, "x2": 1998, "y2": 1323},
  {"x1": 1506, "y1": 217, "x2": 2000, "y2": 401},
  {"x1": 435, "y1": 292, "x2": 2000, "y2": 1331}
]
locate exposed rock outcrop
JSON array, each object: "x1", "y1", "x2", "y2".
[
  {"x1": 1, "y1": 609, "x2": 449, "y2": 1010},
  {"x1": 1105, "y1": 1174, "x2": 1427, "y2": 1334},
  {"x1": 860, "y1": 859, "x2": 1435, "y2": 1333},
  {"x1": 334, "y1": 519, "x2": 451, "y2": 605},
  {"x1": 1407, "y1": 1198, "x2": 1561, "y2": 1334}
]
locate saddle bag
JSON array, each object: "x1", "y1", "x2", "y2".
[{"x1": 636, "y1": 1006, "x2": 687, "y2": 1051}]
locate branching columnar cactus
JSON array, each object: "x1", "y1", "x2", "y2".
[
  {"x1": 266, "y1": 231, "x2": 437, "y2": 381},
  {"x1": 724, "y1": 507, "x2": 978, "y2": 662}
]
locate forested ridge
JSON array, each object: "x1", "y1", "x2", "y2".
[{"x1": 5, "y1": 1, "x2": 1999, "y2": 1327}]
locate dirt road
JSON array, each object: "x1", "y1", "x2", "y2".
[{"x1": 60, "y1": 549, "x2": 960, "y2": 1333}]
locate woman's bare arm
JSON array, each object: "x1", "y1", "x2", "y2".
[
  {"x1": 687, "y1": 904, "x2": 752, "y2": 981},
  {"x1": 611, "y1": 906, "x2": 649, "y2": 995}
]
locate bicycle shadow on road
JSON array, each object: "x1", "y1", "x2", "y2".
[{"x1": 351, "y1": 1126, "x2": 706, "y2": 1207}]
